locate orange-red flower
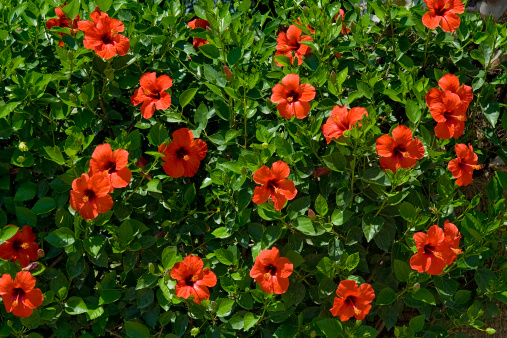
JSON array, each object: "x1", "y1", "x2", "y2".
[
  {"x1": 443, "y1": 220, "x2": 462, "y2": 264},
  {"x1": 335, "y1": 9, "x2": 351, "y2": 35},
  {"x1": 0, "y1": 271, "x2": 43, "y2": 318},
  {"x1": 0, "y1": 226, "x2": 39, "y2": 268},
  {"x1": 410, "y1": 225, "x2": 453, "y2": 275},
  {"x1": 252, "y1": 160, "x2": 297, "y2": 211},
  {"x1": 131, "y1": 72, "x2": 173, "y2": 119},
  {"x1": 46, "y1": 6, "x2": 80, "y2": 47},
  {"x1": 158, "y1": 128, "x2": 207, "y2": 178},
  {"x1": 77, "y1": 8, "x2": 130, "y2": 59},
  {"x1": 448, "y1": 143, "x2": 481, "y2": 186},
  {"x1": 422, "y1": 0, "x2": 464, "y2": 32},
  {"x1": 330, "y1": 280, "x2": 375, "y2": 321},
  {"x1": 89, "y1": 144, "x2": 131, "y2": 189},
  {"x1": 425, "y1": 74, "x2": 473, "y2": 139},
  {"x1": 188, "y1": 18, "x2": 210, "y2": 49},
  {"x1": 271, "y1": 74, "x2": 316, "y2": 119},
  {"x1": 321, "y1": 105, "x2": 368, "y2": 143},
  {"x1": 249, "y1": 247, "x2": 293, "y2": 294},
  {"x1": 376, "y1": 125, "x2": 425, "y2": 173},
  {"x1": 69, "y1": 173, "x2": 113, "y2": 220},
  {"x1": 275, "y1": 25, "x2": 313, "y2": 66},
  {"x1": 170, "y1": 255, "x2": 217, "y2": 304}
]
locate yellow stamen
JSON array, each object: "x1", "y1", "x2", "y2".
[
  {"x1": 82, "y1": 196, "x2": 89, "y2": 203},
  {"x1": 191, "y1": 275, "x2": 199, "y2": 282},
  {"x1": 287, "y1": 97, "x2": 293, "y2": 103},
  {"x1": 143, "y1": 89, "x2": 152, "y2": 96},
  {"x1": 183, "y1": 155, "x2": 190, "y2": 161},
  {"x1": 264, "y1": 273, "x2": 271, "y2": 280},
  {"x1": 111, "y1": 28, "x2": 117, "y2": 35},
  {"x1": 20, "y1": 243, "x2": 29, "y2": 249},
  {"x1": 12, "y1": 300, "x2": 18, "y2": 307}
]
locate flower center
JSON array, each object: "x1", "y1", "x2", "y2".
[
  {"x1": 101, "y1": 34, "x2": 113, "y2": 45},
  {"x1": 185, "y1": 274, "x2": 199, "y2": 286},
  {"x1": 11, "y1": 288, "x2": 25, "y2": 308},
  {"x1": 267, "y1": 180, "x2": 279, "y2": 194},
  {"x1": 434, "y1": 3, "x2": 450, "y2": 16},
  {"x1": 345, "y1": 295, "x2": 357, "y2": 306},
  {"x1": 176, "y1": 147, "x2": 190, "y2": 161},
  {"x1": 393, "y1": 145, "x2": 407, "y2": 159},
  {"x1": 265, "y1": 264, "x2": 277, "y2": 275},
  {"x1": 286, "y1": 91, "x2": 299, "y2": 103},
  {"x1": 13, "y1": 241, "x2": 29, "y2": 251},
  {"x1": 424, "y1": 244, "x2": 435, "y2": 256},
  {"x1": 106, "y1": 161, "x2": 117, "y2": 173},
  {"x1": 83, "y1": 189, "x2": 95, "y2": 203}
]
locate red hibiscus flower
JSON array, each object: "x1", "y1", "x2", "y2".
[
  {"x1": 330, "y1": 279, "x2": 375, "y2": 321},
  {"x1": 375, "y1": 125, "x2": 425, "y2": 173},
  {"x1": 131, "y1": 72, "x2": 173, "y2": 119},
  {"x1": 410, "y1": 225, "x2": 453, "y2": 275},
  {"x1": 249, "y1": 247, "x2": 293, "y2": 294},
  {"x1": 46, "y1": 6, "x2": 80, "y2": 47},
  {"x1": 447, "y1": 143, "x2": 481, "y2": 187},
  {"x1": 312, "y1": 167, "x2": 332, "y2": 177},
  {"x1": 77, "y1": 8, "x2": 130, "y2": 59},
  {"x1": 275, "y1": 25, "x2": 313, "y2": 66},
  {"x1": 0, "y1": 271, "x2": 43, "y2": 318},
  {"x1": 135, "y1": 156, "x2": 151, "y2": 180},
  {"x1": 89, "y1": 143, "x2": 131, "y2": 189},
  {"x1": 271, "y1": 74, "x2": 316, "y2": 119},
  {"x1": 188, "y1": 18, "x2": 210, "y2": 49},
  {"x1": 443, "y1": 220, "x2": 462, "y2": 264},
  {"x1": 422, "y1": 0, "x2": 464, "y2": 32},
  {"x1": 158, "y1": 128, "x2": 207, "y2": 178},
  {"x1": 170, "y1": 255, "x2": 217, "y2": 304},
  {"x1": 321, "y1": 105, "x2": 368, "y2": 143},
  {"x1": 69, "y1": 173, "x2": 113, "y2": 220},
  {"x1": 0, "y1": 226, "x2": 39, "y2": 268},
  {"x1": 425, "y1": 74, "x2": 473, "y2": 139},
  {"x1": 335, "y1": 9, "x2": 351, "y2": 35},
  {"x1": 252, "y1": 160, "x2": 297, "y2": 211}
]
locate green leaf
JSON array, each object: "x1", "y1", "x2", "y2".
[
  {"x1": 124, "y1": 321, "x2": 150, "y2": 338},
  {"x1": 43, "y1": 146, "x2": 66, "y2": 165},
  {"x1": 61, "y1": 0, "x2": 80, "y2": 20},
  {"x1": 45, "y1": 227, "x2": 75, "y2": 247},
  {"x1": 64, "y1": 296, "x2": 87, "y2": 315},
  {"x1": 136, "y1": 273, "x2": 159, "y2": 290},
  {"x1": 161, "y1": 246, "x2": 179, "y2": 269},
  {"x1": 376, "y1": 287, "x2": 397, "y2": 305},
  {"x1": 362, "y1": 215, "x2": 384, "y2": 242},
  {"x1": 394, "y1": 259, "x2": 411, "y2": 282},
  {"x1": 317, "y1": 257, "x2": 334, "y2": 278},
  {"x1": 99, "y1": 290, "x2": 122, "y2": 305},
  {"x1": 214, "y1": 248, "x2": 234, "y2": 265},
  {"x1": 316, "y1": 318, "x2": 343, "y2": 338},
  {"x1": 454, "y1": 290, "x2": 472, "y2": 304},
  {"x1": 243, "y1": 312, "x2": 259, "y2": 331},
  {"x1": 31, "y1": 197, "x2": 56, "y2": 214},
  {"x1": 199, "y1": 44, "x2": 220, "y2": 59},
  {"x1": 345, "y1": 252, "x2": 360, "y2": 271},
  {"x1": 405, "y1": 100, "x2": 421, "y2": 124},
  {"x1": 0, "y1": 102, "x2": 19, "y2": 119},
  {"x1": 482, "y1": 102, "x2": 500, "y2": 128},
  {"x1": 14, "y1": 182, "x2": 37, "y2": 201},
  {"x1": 15, "y1": 206, "x2": 37, "y2": 226},
  {"x1": 216, "y1": 298, "x2": 235, "y2": 317},
  {"x1": 96, "y1": 0, "x2": 113, "y2": 12},
  {"x1": 179, "y1": 87, "x2": 199, "y2": 108},
  {"x1": 322, "y1": 152, "x2": 346, "y2": 171},
  {"x1": 294, "y1": 216, "x2": 325, "y2": 236},
  {"x1": 147, "y1": 123, "x2": 168, "y2": 147},
  {"x1": 136, "y1": 288, "x2": 154, "y2": 308},
  {"x1": 174, "y1": 315, "x2": 188, "y2": 337},
  {"x1": 0, "y1": 225, "x2": 19, "y2": 243},
  {"x1": 399, "y1": 202, "x2": 416, "y2": 221},
  {"x1": 314, "y1": 194, "x2": 328, "y2": 216},
  {"x1": 409, "y1": 314, "x2": 425, "y2": 332},
  {"x1": 412, "y1": 288, "x2": 436, "y2": 305},
  {"x1": 287, "y1": 196, "x2": 311, "y2": 220}
]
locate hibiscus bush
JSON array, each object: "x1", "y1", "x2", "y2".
[{"x1": 1, "y1": 0, "x2": 507, "y2": 336}]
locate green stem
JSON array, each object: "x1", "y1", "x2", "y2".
[{"x1": 123, "y1": 158, "x2": 160, "y2": 205}]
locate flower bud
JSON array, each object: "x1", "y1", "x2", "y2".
[
  {"x1": 148, "y1": 262, "x2": 155, "y2": 274},
  {"x1": 22, "y1": 262, "x2": 39, "y2": 271},
  {"x1": 223, "y1": 66, "x2": 233, "y2": 79},
  {"x1": 206, "y1": 26, "x2": 212, "y2": 33},
  {"x1": 312, "y1": 167, "x2": 331, "y2": 177},
  {"x1": 262, "y1": 142, "x2": 269, "y2": 149},
  {"x1": 18, "y1": 142, "x2": 28, "y2": 152},
  {"x1": 308, "y1": 209, "x2": 316, "y2": 219},
  {"x1": 310, "y1": 331, "x2": 316, "y2": 338},
  {"x1": 413, "y1": 282, "x2": 420, "y2": 292},
  {"x1": 190, "y1": 328, "x2": 200, "y2": 336},
  {"x1": 37, "y1": 249, "x2": 45, "y2": 258}
]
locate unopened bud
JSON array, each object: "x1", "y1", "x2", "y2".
[
  {"x1": 312, "y1": 167, "x2": 331, "y2": 177},
  {"x1": 190, "y1": 327, "x2": 200, "y2": 336},
  {"x1": 22, "y1": 262, "x2": 39, "y2": 271},
  {"x1": 308, "y1": 209, "x2": 316, "y2": 219},
  {"x1": 223, "y1": 66, "x2": 233, "y2": 79},
  {"x1": 206, "y1": 26, "x2": 212, "y2": 33},
  {"x1": 135, "y1": 157, "x2": 148, "y2": 169},
  {"x1": 18, "y1": 142, "x2": 28, "y2": 152},
  {"x1": 148, "y1": 262, "x2": 155, "y2": 274},
  {"x1": 413, "y1": 282, "x2": 420, "y2": 292},
  {"x1": 67, "y1": 50, "x2": 74, "y2": 60},
  {"x1": 329, "y1": 70, "x2": 336, "y2": 83},
  {"x1": 262, "y1": 142, "x2": 269, "y2": 149},
  {"x1": 154, "y1": 230, "x2": 164, "y2": 239},
  {"x1": 37, "y1": 249, "x2": 45, "y2": 258},
  {"x1": 310, "y1": 331, "x2": 316, "y2": 338}
]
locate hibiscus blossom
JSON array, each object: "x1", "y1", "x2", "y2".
[
  {"x1": 447, "y1": 143, "x2": 481, "y2": 187},
  {"x1": 0, "y1": 226, "x2": 39, "y2": 268},
  {"x1": 89, "y1": 144, "x2": 131, "y2": 189},
  {"x1": 69, "y1": 173, "x2": 113, "y2": 220},
  {"x1": 271, "y1": 74, "x2": 316, "y2": 119},
  {"x1": 188, "y1": 18, "x2": 210, "y2": 49},
  {"x1": 170, "y1": 255, "x2": 217, "y2": 304},
  {"x1": 249, "y1": 247, "x2": 293, "y2": 294},
  {"x1": 130, "y1": 72, "x2": 173, "y2": 119},
  {"x1": 77, "y1": 8, "x2": 130, "y2": 59},
  {"x1": 443, "y1": 220, "x2": 462, "y2": 264},
  {"x1": 376, "y1": 125, "x2": 425, "y2": 173},
  {"x1": 158, "y1": 128, "x2": 207, "y2": 178},
  {"x1": 335, "y1": 9, "x2": 351, "y2": 35},
  {"x1": 330, "y1": 280, "x2": 375, "y2": 321},
  {"x1": 321, "y1": 105, "x2": 368, "y2": 143},
  {"x1": 425, "y1": 74, "x2": 473, "y2": 139},
  {"x1": 422, "y1": 0, "x2": 465, "y2": 32},
  {"x1": 0, "y1": 271, "x2": 43, "y2": 318},
  {"x1": 275, "y1": 25, "x2": 313, "y2": 66},
  {"x1": 410, "y1": 225, "x2": 453, "y2": 275},
  {"x1": 252, "y1": 160, "x2": 298, "y2": 211},
  {"x1": 46, "y1": 6, "x2": 80, "y2": 47}
]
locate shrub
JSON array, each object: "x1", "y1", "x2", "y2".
[{"x1": 0, "y1": 0, "x2": 506, "y2": 337}]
